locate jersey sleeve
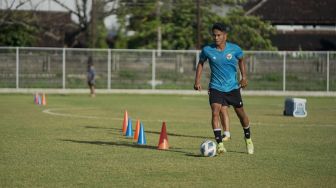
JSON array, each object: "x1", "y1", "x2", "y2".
[
  {"x1": 199, "y1": 48, "x2": 208, "y2": 62},
  {"x1": 235, "y1": 46, "x2": 244, "y2": 59}
]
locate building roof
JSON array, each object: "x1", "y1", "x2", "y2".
[
  {"x1": 244, "y1": 0, "x2": 336, "y2": 25},
  {"x1": 271, "y1": 30, "x2": 336, "y2": 50}
]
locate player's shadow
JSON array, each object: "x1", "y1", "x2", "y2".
[
  {"x1": 264, "y1": 113, "x2": 284, "y2": 117},
  {"x1": 226, "y1": 150, "x2": 247, "y2": 154},
  {"x1": 81, "y1": 126, "x2": 248, "y2": 156},
  {"x1": 84, "y1": 126, "x2": 210, "y2": 140},
  {"x1": 59, "y1": 139, "x2": 201, "y2": 157},
  {"x1": 84, "y1": 126, "x2": 122, "y2": 136}
]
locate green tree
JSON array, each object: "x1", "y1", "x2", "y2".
[
  {"x1": 0, "y1": 2, "x2": 38, "y2": 46},
  {"x1": 52, "y1": 0, "x2": 118, "y2": 48},
  {"x1": 116, "y1": 0, "x2": 224, "y2": 49},
  {"x1": 0, "y1": 24, "x2": 37, "y2": 46},
  {"x1": 115, "y1": 0, "x2": 276, "y2": 50},
  {"x1": 221, "y1": 8, "x2": 277, "y2": 50}
]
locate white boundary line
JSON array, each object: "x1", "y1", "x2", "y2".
[
  {"x1": 42, "y1": 108, "x2": 164, "y2": 122},
  {"x1": 42, "y1": 108, "x2": 109, "y2": 120}
]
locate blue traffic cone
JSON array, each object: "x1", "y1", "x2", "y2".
[
  {"x1": 38, "y1": 94, "x2": 42, "y2": 105},
  {"x1": 137, "y1": 123, "x2": 146, "y2": 145},
  {"x1": 125, "y1": 118, "x2": 133, "y2": 138}
]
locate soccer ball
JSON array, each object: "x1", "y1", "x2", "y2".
[{"x1": 200, "y1": 140, "x2": 217, "y2": 157}]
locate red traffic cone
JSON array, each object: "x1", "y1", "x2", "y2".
[
  {"x1": 34, "y1": 93, "x2": 39, "y2": 104},
  {"x1": 158, "y1": 122, "x2": 169, "y2": 150},
  {"x1": 122, "y1": 110, "x2": 128, "y2": 135},
  {"x1": 134, "y1": 119, "x2": 140, "y2": 141}
]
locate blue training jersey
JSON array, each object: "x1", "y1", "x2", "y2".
[{"x1": 199, "y1": 42, "x2": 244, "y2": 92}]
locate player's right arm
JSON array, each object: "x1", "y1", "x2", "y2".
[
  {"x1": 194, "y1": 47, "x2": 208, "y2": 91},
  {"x1": 238, "y1": 58, "x2": 248, "y2": 89},
  {"x1": 194, "y1": 60, "x2": 205, "y2": 91}
]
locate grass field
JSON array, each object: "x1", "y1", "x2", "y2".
[{"x1": 1, "y1": 93, "x2": 336, "y2": 187}]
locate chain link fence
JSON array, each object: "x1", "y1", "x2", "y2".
[{"x1": 0, "y1": 47, "x2": 335, "y2": 92}]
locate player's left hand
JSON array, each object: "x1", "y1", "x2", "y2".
[{"x1": 239, "y1": 78, "x2": 248, "y2": 89}]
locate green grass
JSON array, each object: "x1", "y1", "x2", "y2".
[{"x1": 0, "y1": 94, "x2": 336, "y2": 187}]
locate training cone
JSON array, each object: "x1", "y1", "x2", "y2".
[
  {"x1": 134, "y1": 119, "x2": 140, "y2": 141},
  {"x1": 137, "y1": 123, "x2": 146, "y2": 145},
  {"x1": 122, "y1": 110, "x2": 128, "y2": 135},
  {"x1": 125, "y1": 118, "x2": 133, "y2": 138},
  {"x1": 38, "y1": 93, "x2": 42, "y2": 105},
  {"x1": 42, "y1": 93, "x2": 47, "y2": 106},
  {"x1": 157, "y1": 122, "x2": 169, "y2": 150}
]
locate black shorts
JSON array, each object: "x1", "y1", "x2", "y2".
[
  {"x1": 88, "y1": 80, "x2": 95, "y2": 86},
  {"x1": 209, "y1": 88, "x2": 243, "y2": 108}
]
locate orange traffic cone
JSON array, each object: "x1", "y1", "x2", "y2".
[
  {"x1": 122, "y1": 110, "x2": 128, "y2": 135},
  {"x1": 158, "y1": 122, "x2": 169, "y2": 150},
  {"x1": 42, "y1": 93, "x2": 47, "y2": 106},
  {"x1": 134, "y1": 119, "x2": 140, "y2": 141}
]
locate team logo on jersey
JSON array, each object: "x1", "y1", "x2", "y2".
[{"x1": 226, "y1": 53, "x2": 232, "y2": 60}]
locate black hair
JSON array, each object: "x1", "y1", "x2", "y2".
[{"x1": 212, "y1": 23, "x2": 229, "y2": 33}]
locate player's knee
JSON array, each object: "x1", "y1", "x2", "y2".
[{"x1": 212, "y1": 111, "x2": 220, "y2": 118}]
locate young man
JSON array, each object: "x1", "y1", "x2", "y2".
[
  {"x1": 194, "y1": 23, "x2": 254, "y2": 154},
  {"x1": 87, "y1": 56, "x2": 96, "y2": 97}
]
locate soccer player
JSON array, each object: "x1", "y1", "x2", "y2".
[
  {"x1": 194, "y1": 23, "x2": 254, "y2": 154},
  {"x1": 87, "y1": 56, "x2": 96, "y2": 97}
]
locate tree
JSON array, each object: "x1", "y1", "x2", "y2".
[
  {"x1": 0, "y1": 0, "x2": 118, "y2": 48},
  {"x1": 116, "y1": 0, "x2": 223, "y2": 49},
  {"x1": 219, "y1": 8, "x2": 277, "y2": 50},
  {"x1": 52, "y1": 0, "x2": 118, "y2": 48},
  {"x1": 51, "y1": 0, "x2": 91, "y2": 47},
  {"x1": 115, "y1": 0, "x2": 276, "y2": 50},
  {"x1": 0, "y1": 0, "x2": 38, "y2": 46}
]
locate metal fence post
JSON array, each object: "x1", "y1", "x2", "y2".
[
  {"x1": 327, "y1": 51, "x2": 330, "y2": 92},
  {"x1": 62, "y1": 48, "x2": 66, "y2": 89},
  {"x1": 16, "y1": 47, "x2": 19, "y2": 89},
  {"x1": 108, "y1": 49, "x2": 111, "y2": 90},
  {"x1": 283, "y1": 51, "x2": 286, "y2": 92},
  {"x1": 152, "y1": 50, "x2": 156, "y2": 90}
]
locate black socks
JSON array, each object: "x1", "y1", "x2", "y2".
[
  {"x1": 243, "y1": 126, "x2": 251, "y2": 139},
  {"x1": 213, "y1": 129, "x2": 222, "y2": 143}
]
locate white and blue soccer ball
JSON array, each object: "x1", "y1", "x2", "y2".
[{"x1": 200, "y1": 140, "x2": 217, "y2": 157}]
